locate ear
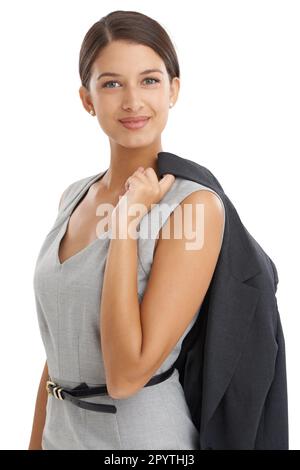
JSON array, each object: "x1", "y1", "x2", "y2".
[
  {"x1": 169, "y1": 77, "x2": 180, "y2": 106},
  {"x1": 79, "y1": 85, "x2": 93, "y2": 114}
]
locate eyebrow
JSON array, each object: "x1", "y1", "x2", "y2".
[{"x1": 96, "y1": 68, "x2": 164, "y2": 80}]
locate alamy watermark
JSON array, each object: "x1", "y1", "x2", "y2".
[{"x1": 94, "y1": 201, "x2": 205, "y2": 251}]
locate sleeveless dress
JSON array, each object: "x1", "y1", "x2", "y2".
[{"x1": 33, "y1": 169, "x2": 225, "y2": 450}]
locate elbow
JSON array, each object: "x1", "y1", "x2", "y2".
[
  {"x1": 108, "y1": 389, "x2": 131, "y2": 400},
  {"x1": 107, "y1": 381, "x2": 134, "y2": 400},
  {"x1": 104, "y1": 349, "x2": 144, "y2": 399},
  {"x1": 106, "y1": 372, "x2": 136, "y2": 399},
  {"x1": 107, "y1": 375, "x2": 147, "y2": 399},
  {"x1": 105, "y1": 359, "x2": 143, "y2": 399}
]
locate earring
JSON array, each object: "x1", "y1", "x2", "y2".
[
  {"x1": 169, "y1": 102, "x2": 173, "y2": 108},
  {"x1": 89, "y1": 108, "x2": 95, "y2": 115}
]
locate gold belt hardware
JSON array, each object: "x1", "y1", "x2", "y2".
[{"x1": 46, "y1": 377, "x2": 64, "y2": 400}]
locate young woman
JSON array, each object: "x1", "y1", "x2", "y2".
[{"x1": 29, "y1": 10, "x2": 225, "y2": 450}]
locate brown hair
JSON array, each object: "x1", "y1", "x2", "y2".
[{"x1": 79, "y1": 10, "x2": 180, "y2": 92}]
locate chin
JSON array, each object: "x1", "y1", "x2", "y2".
[{"x1": 118, "y1": 134, "x2": 155, "y2": 149}]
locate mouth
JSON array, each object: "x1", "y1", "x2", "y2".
[{"x1": 119, "y1": 117, "x2": 151, "y2": 130}]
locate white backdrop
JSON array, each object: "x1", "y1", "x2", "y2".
[{"x1": 0, "y1": 0, "x2": 298, "y2": 450}]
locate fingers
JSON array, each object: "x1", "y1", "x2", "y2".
[
  {"x1": 143, "y1": 167, "x2": 159, "y2": 185},
  {"x1": 125, "y1": 167, "x2": 147, "y2": 190},
  {"x1": 158, "y1": 173, "x2": 176, "y2": 198},
  {"x1": 125, "y1": 166, "x2": 170, "y2": 192}
]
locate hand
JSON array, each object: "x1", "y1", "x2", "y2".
[{"x1": 113, "y1": 166, "x2": 176, "y2": 224}]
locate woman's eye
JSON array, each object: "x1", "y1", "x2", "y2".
[
  {"x1": 102, "y1": 81, "x2": 120, "y2": 89},
  {"x1": 102, "y1": 77, "x2": 160, "y2": 88},
  {"x1": 143, "y1": 78, "x2": 160, "y2": 85}
]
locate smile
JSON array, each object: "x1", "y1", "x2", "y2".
[{"x1": 119, "y1": 117, "x2": 151, "y2": 130}]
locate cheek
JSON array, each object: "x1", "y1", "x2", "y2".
[
  {"x1": 151, "y1": 92, "x2": 168, "y2": 110},
  {"x1": 96, "y1": 100, "x2": 118, "y2": 126},
  {"x1": 94, "y1": 91, "x2": 118, "y2": 110},
  {"x1": 154, "y1": 112, "x2": 169, "y2": 134}
]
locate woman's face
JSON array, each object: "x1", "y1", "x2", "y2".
[{"x1": 79, "y1": 40, "x2": 179, "y2": 148}]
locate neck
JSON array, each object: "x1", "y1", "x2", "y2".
[{"x1": 99, "y1": 140, "x2": 163, "y2": 195}]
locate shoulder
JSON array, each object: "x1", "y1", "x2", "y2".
[
  {"x1": 57, "y1": 173, "x2": 98, "y2": 211},
  {"x1": 150, "y1": 186, "x2": 225, "y2": 295},
  {"x1": 164, "y1": 176, "x2": 225, "y2": 219},
  {"x1": 169, "y1": 187, "x2": 225, "y2": 248},
  {"x1": 154, "y1": 179, "x2": 225, "y2": 253},
  {"x1": 178, "y1": 186, "x2": 225, "y2": 221}
]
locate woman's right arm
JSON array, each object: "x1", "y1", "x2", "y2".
[
  {"x1": 28, "y1": 189, "x2": 67, "y2": 450},
  {"x1": 28, "y1": 360, "x2": 49, "y2": 450}
]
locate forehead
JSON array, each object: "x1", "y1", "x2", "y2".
[{"x1": 92, "y1": 41, "x2": 166, "y2": 76}]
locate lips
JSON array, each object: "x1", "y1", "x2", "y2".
[
  {"x1": 119, "y1": 116, "x2": 150, "y2": 123},
  {"x1": 119, "y1": 117, "x2": 151, "y2": 130}
]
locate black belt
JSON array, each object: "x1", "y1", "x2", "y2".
[{"x1": 46, "y1": 364, "x2": 176, "y2": 414}]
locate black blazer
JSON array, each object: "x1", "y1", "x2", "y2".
[{"x1": 157, "y1": 152, "x2": 289, "y2": 450}]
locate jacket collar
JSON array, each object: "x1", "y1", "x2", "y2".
[{"x1": 157, "y1": 152, "x2": 262, "y2": 440}]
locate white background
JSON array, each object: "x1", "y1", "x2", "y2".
[{"x1": 0, "y1": 0, "x2": 299, "y2": 449}]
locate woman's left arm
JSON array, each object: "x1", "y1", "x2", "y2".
[
  {"x1": 100, "y1": 169, "x2": 224, "y2": 399},
  {"x1": 100, "y1": 212, "x2": 145, "y2": 399}
]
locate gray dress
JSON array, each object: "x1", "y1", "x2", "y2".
[{"x1": 33, "y1": 169, "x2": 225, "y2": 450}]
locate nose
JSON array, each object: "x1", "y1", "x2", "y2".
[{"x1": 121, "y1": 86, "x2": 144, "y2": 111}]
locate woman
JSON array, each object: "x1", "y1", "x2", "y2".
[{"x1": 29, "y1": 10, "x2": 225, "y2": 450}]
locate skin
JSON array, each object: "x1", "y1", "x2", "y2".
[
  {"x1": 62, "y1": 40, "x2": 225, "y2": 399},
  {"x1": 79, "y1": 40, "x2": 179, "y2": 196},
  {"x1": 59, "y1": 40, "x2": 179, "y2": 262}
]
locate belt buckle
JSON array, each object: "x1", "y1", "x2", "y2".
[{"x1": 46, "y1": 378, "x2": 64, "y2": 400}]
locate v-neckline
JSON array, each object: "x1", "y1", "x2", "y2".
[{"x1": 56, "y1": 169, "x2": 109, "y2": 267}]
